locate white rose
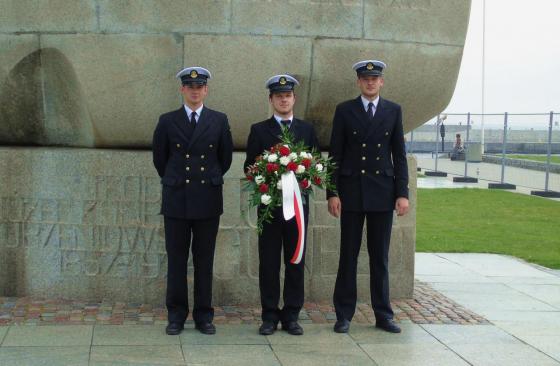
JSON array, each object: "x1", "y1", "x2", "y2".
[
  {"x1": 306, "y1": 152, "x2": 313, "y2": 159},
  {"x1": 276, "y1": 180, "x2": 282, "y2": 190},
  {"x1": 296, "y1": 165, "x2": 305, "y2": 174},
  {"x1": 279, "y1": 156, "x2": 291, "y2": 166},
  {"x1": 261, "y1": 194, "x2": 272, "y2": 205},
  {"x1": 289, "y1": 152, "x2": 298, "y2": 160},
  {"x1": 267, "y1": 154, "x2": 278, "y2": 163},
  {"x1": 316, "y1": 163, "x2": 324, "y2": 172},
  {"x1": 299, "y1": 151, "x2": 307, "y2": 158},
  {"x1": 255, "y1": 175, "x2": 264, "y2": 184}
]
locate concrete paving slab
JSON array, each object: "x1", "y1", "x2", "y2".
[
  {"x1": 2, "y1": 325, "x2": 92, "y2": 347},
  {"x1": 490, "y1": 276, "x2": 560, "y2": 285},
  {"x1": 437, "y1": 253, "x2": 556, "y2": 278},
  {"x1": 180, "y1": 324, "x2": 267, "y2": 345},
  {"x1": 505, "y1": 284, "x2": 560, "y2": 309},
  {"x1": 182, "y1": 345, "x2": 279, "y2": 366},
  {"x1": 415, "y1": 274, "x2": 495, "y2": 284},
  {"x1": 415, "y1": 253, "x2": 480, "y2": 276},
  {"x1": 93, "y1": 325, "x2": 180, "y2": 346},
  {"x1": 0, "y1": 327, "x2": 7, "y2": 345},
  {"x1": 481, "y1": 310, "x2": 560, "y2": 322},
  {"x1": 421, "y1": 324, "x2": 522, "y2": 345},
  {"x1": 494, "y1": 320, "x2": 560, "y2": 337},
  {"x1": 266, "y1": 324, "x2": 355, "y2": 345},
  {"x1": 0, "y1": 346, "x2": 90, "y2": 366},
  {"x1": 349, "y1": 323, "x2": 440, "y2": 345},
  {"x1": 449, "y1": 343, "x2": 560, "y2": 366},
  {"x1": 90, "y1": 345, "x2": 185, "y2": 366},
  {"x1": 511, "y1": 335, "x2": 560, "y2": 363},
  {"x1": 360, "y1": 342, "x2": 469, "y2": 366},
  {"x1": 272, "y1": 343, "x2": 375, "y2": 366},
  {"x1": 429, "y1": 282, "x2": 518, "y2": 294},
  {"x1": 439, "y1": 292, "x2": 558, "y2": 313}
]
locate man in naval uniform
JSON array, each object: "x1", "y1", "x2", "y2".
[
  {"x1": 152, "y1": 67, "x2": 233, "y2": 335},
  {"x1": 244, "y1": 74, "x2": 320, "y2": 336},
  {"x1": 327, "y1": 60, "x2": 409, "y2": 334}
]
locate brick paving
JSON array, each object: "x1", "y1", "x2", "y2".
[{"x1": 0, "y1": 280, "x2": 488, "y2": 326}]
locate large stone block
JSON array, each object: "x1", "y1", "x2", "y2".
[
  {"x1": 364, "y1": 0, "x2": 471, "y2": 45},
  {"x1": 231, "y1": 0, "x2": 362, "y2": 38},
  {"x1": 0, "y1": 1, "x2": 470, "y2": 148},
  {"x1": 0, "y1": 0, "x2": 97, "y2": 32},
  {"x1": 0, "y1": 151, "x2": 416, "y2": 303},
  {"x1": 183, "y1": 34, "x2": 312, "y2": 148},
  {"x1": 40, "y1": 34, "x2": 183, "y2": 147},
  {"x1": 98, "y1": 0, "x2": 231, "y2": 34},
  {"x1": 308, "y1": 38, "x2": 464, "y2": 145},
  {"x1": 0, "y1": 35, "x2": 40, "y2": 144}
]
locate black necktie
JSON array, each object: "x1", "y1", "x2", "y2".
[
  {"x1": 281, "y1": 120, "x2": 291, "y2": 129},
  {"x1": 186, "y1": 111, "x2": 196, "y2": 137},
  {"x1": 367, "y1": 102, "x2": 375, "y2": 121}
]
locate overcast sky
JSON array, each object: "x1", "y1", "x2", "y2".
[{"x1": 442, "y1": 0, "x2": 560, "y2": 128}]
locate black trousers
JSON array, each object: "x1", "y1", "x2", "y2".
[
  {"x1": 258, "y1": 205, "x2": 309, "y2": 324},
  {"x1": 333, "y1": 210, "x2": 394, "y2": 322},
  {"x1": 164, "y1": 215, "x2": 219, "y2": 324}
]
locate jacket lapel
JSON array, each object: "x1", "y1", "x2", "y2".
[
  {"x1": 265, "y1": 116, "x2": 283, "y2": 140},
  {"x1": 349, "y1": 96, "x2": 369, "y2": 133},
  {"x1": 365, "y1": 97, "x2": 388, "y2": 140},
  {"x1": 187, "y1": 106, "x2": 212, "y2": 149},
  {"x1": 290, "y1": 118, "x2": 303, "y2": 141},
  {"x1": 172, "y1": 106, "x2": 190, "y2": 141}
]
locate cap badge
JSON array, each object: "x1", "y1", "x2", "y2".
[
  {"x1": 279, "y1": 77, "x2": 287, "y2": 85},
  {"x1": 190, "y1": 70, "x2": 198, "y2": 78},
  {"x1": 366, "y1": 62, "x2": 374, "y2": 70}
]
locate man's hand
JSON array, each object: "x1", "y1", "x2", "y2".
[
  {"x1": 395, "y1": 197, "x2": 409, "y2": 216},
  {"x1": 328, "y1": 197, "x2": 342, "y2": 218}
]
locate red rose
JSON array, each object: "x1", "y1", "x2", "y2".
[
  {"x1": 313, "y1": 176, "x2": 322, "y2": 185},
  {"x1": 300, "y1": 179, "x2": 309, "y2": 189},
  {"x1": 259, "y1": 184, "x2": 269, "y2": 193},
  {"x1": 279, "y1": 146, "x2": 291, "y2": 156},
  {"x1": 266, "y1": 163, "x2": 279, "y2": 173},
  {"x1": 302, "y1": 158, "x2": 312, "y2": 169},
  {"x1": 246, "y1": 175, "x2": 254, "y2": 181},
  {"x1": 287, "y1": 162, "x2": 298, "y2": 171}
]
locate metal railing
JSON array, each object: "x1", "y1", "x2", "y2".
[{"x1": 407, "y1": 112, "x2": 560, "y2": 197}]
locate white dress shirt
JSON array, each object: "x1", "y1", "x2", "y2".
[
  {"x1": 273, "y1": 114, "x2": 293, "y2": 128},
  {"x1": 184, "y1": 104, "x2": 203, "y2": 123},
  {"x1": 361, "y1": 95, "x2": 379, "y2": 118}
]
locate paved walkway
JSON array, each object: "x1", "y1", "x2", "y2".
[
  {"x1": 0, "y1": 281, "x2": 486, "y2": 326},
  {"x1": 416, "y1": 154, "x2": 560, "y2": 193},
  {"x1": 0, "y1": 253, "x2": 559, "y2": 365}
]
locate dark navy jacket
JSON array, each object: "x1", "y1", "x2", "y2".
[
  {"x1": 152, "y1": 106, "x2": 233, "y2": 219},
  {"x1": 327, "y1": 96, "x2": 409, "y2": 212}
]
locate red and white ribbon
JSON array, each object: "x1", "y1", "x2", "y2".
[{"x1": 281, "y1": 171, "x2": 305, "y2": 264}]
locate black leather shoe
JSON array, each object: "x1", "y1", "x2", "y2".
[
  {"x1": 195, "y1": 322, "x2": 216, "y2": 335},
  {"x1": 165, "y1": 322, "x2": 184, "y2": 335},
  {"x1": 259, "y1": 321, "x2": 278, "y2": 335},
  {"x1": 376, "y1": 319, "x2": 401, "y2": 333},
  {"x1": 334, "y1": 319, "x2": 350, "y2": 333},
  {"x1": 281, "y1": 321, "x2": 303, "y2": 335}
]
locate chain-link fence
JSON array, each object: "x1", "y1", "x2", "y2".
[{"x1": 407, "y1": 112, "x2": 560, "y2": 197}]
